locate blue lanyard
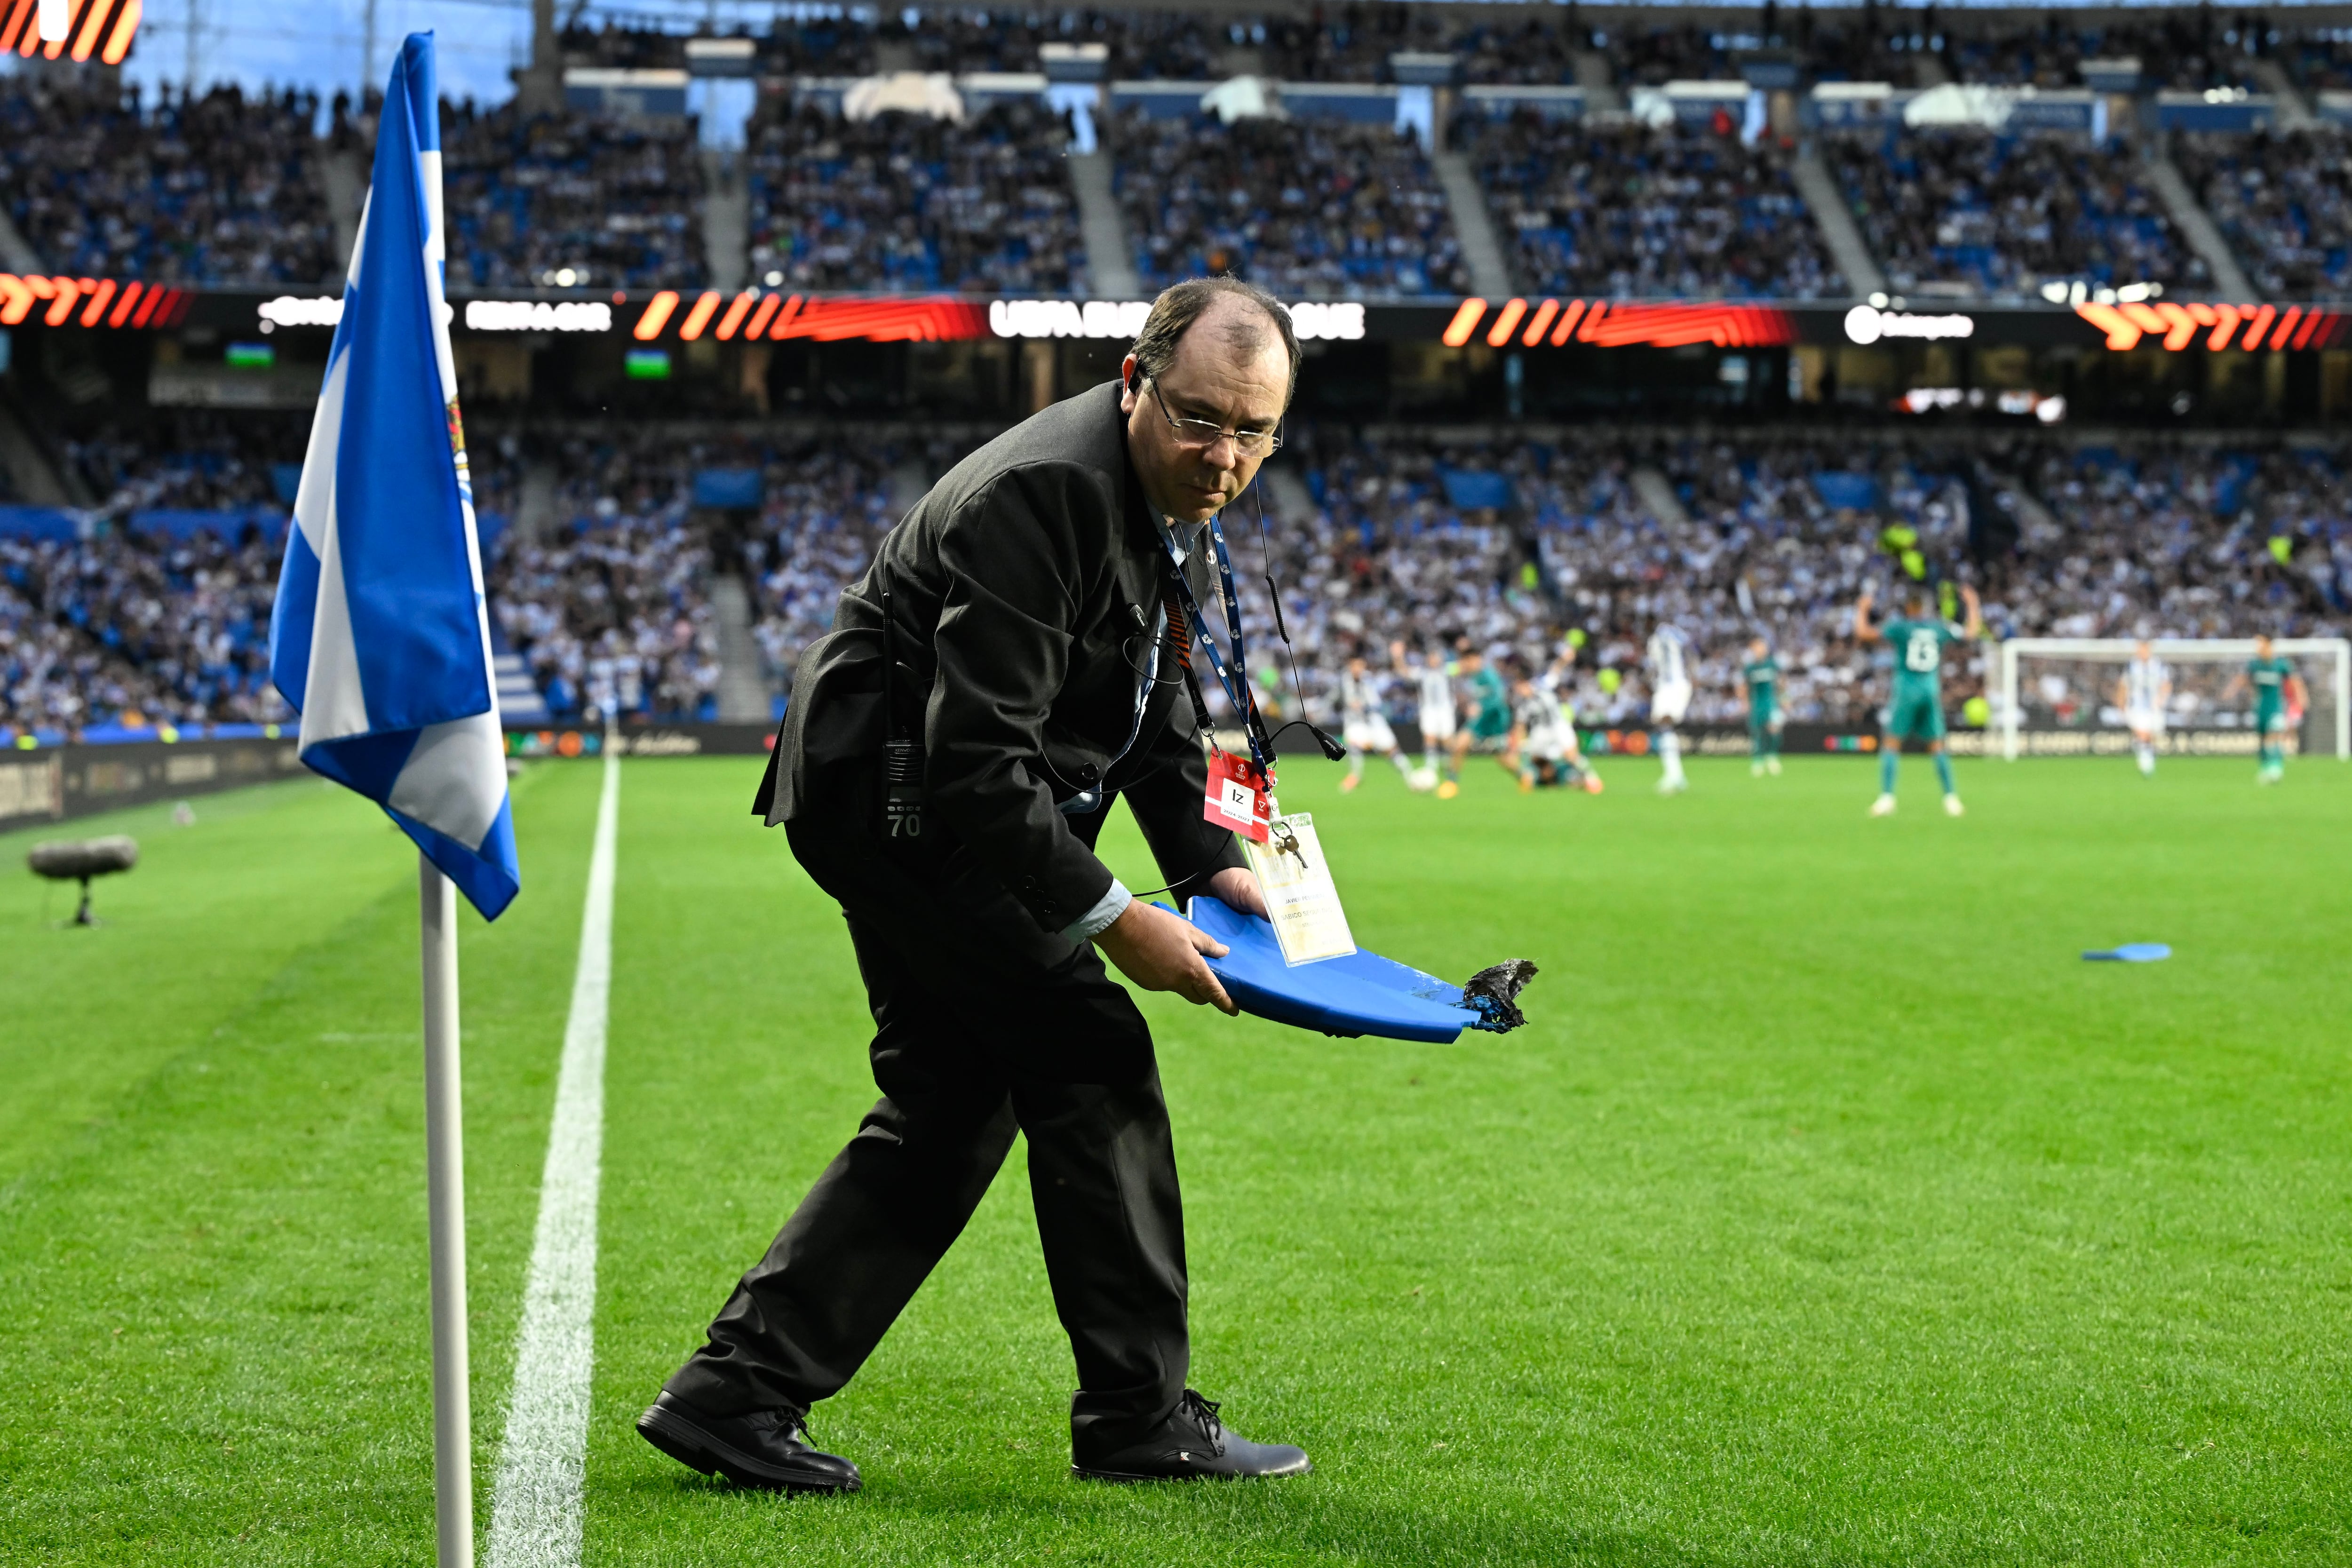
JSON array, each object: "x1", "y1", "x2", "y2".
[{"x1": 1162, "y1": 515, "x2": 1276, "y2": 781}]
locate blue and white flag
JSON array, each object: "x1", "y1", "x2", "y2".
[{"x1": 270, "y1": 32, "x2": 519, "y2": 920}]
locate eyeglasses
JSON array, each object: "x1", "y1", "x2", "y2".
[{"x1": 1147, "y1": 378, "x2": 1281, "y2": 458}]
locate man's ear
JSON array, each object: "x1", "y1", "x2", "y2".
[{"x1": 1118, "y1": 354, "x2": 1139, "y2": 413}]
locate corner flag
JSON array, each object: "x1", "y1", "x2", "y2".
[
  {"x1": 270, "y1": 35, "x2": 511, "y2": 1567},
  {"x1": 270, "y1": 31, "x2": 519, "y2": 921}
]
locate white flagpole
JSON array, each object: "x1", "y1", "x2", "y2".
[{"x1": 420, "y1": 855, "x2": 476, "y2": 1568}]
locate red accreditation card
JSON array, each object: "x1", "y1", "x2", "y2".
[{"x1": 1203, "y1": 749, "x2": 1273, "y2": 843}]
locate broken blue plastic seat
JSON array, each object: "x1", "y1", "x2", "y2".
[
  {"x1": 1167, "y1": 896, "x2": 1486, "y2": 1043},
  {"x1": 2083, "y1": 942, "x2": 2171, "y2": 963}
]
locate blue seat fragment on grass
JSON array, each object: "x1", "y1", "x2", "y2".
[{"x1": 2083, "y1": 943, "x2": 2172, "y2": 963}]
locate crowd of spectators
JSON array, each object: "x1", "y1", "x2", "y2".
[
  {"x1": 1467, "y1": 116, "x2": 1843, "y2": 300},
  {"x1": 11, "y1": 415, "x2": 2348, "y2": 740},
  {"x1": 58, "y1": 413, "x2": 309, "y2": 518},
  {"x1": 1827, "y1": 129, "x2": 2202, "y2": 298},
  {"x1": 536, "y1": 9, "x2": 2291, "y2": 91},
  {"x1": 2002, "y1": 441, "x2": 2351, "y2": 640},
  {"x1": 1115, "y1": 111, "x2": 1465, "y2": 297},
  {"x1": 2176, "y1": 129, "x2": 2352, "y2": 300},
  {"x1": 0, "y1": 525, "x2": 289, "y2": 736},
  {"x1": 1224, "y1": 427, "x2": 2348, "y2": 735},
  {"x1": 739, "y1": 444, "x2": 923, "y2": 688},
  {"x1": 2282, "y1": 27, "x2": 2352, "y2": 91},
  {"x1": 0, "y1": 79, "x2": 336, "y2": 286},
  {"x1": 441, "y1": 101, "x2": 707, "y2": 290},
  {"x1": 485, "y1": 432, "x2": 718, "y2": 723},
  {"x1": 1943, "y1": 16, "x2": 2261, "y2": 90},
  {"x1": 747, "y1": 103, "x2": 1084, "y2": 294}
]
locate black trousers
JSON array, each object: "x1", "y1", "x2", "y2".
[{"x1": 662, "y1": 779, "x2": 1191, "y2": 1457}]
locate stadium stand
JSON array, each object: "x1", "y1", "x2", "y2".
[
  {"x1": 1946, "y1": 16, "x2": 2257, "y2": 89},
  {"x1": 441, "y1": 100, "x2": 708, "y2": 290},
  {"x1": 741, "y1": 443, "x2": 925, "y2": 696},
  {"x1": 1613, "y1": 23, "x2": 1738, "y2": 87},
  {"x1": 1824, "y1": 129, "x2": 2205, "y2": 297},
  {"x1": 746, "y1": 103, "x2": 1086, "y2": 294},
  {"x1": 2281, "y1": 25, "x2": 2352, "y2": 91},
  {"x1": 484, "y1": 431, "x2": 718, "y2": 724},
  {"x1": 8, "y1": 415, "x2": 2347, "y2": 739},
  {"x1": 1800, "y1": 19, "x2": 1928, "y2": 86},
  {"x1": 59, "y1": 411, "x2": 309, "y2": 516},
  {"x1": 1448, "y1": 16, "x2": 1582, "y2": 86},
  {"x1": 2175, "y1": 129, "x2": 2352, "y2": 300},
  {"x1": 0, "y1": 524, "x2": 289, "y2": 733},
  {"x1": 1464, "y1": 115, "x2": 1845, "y2": 300},
  {"x1": 1248, "y1": 429, "x2": 2348, "y2": 729},
  {"x1": 1113, "y1": 111, "x2": 1467, "y2": 297},
  {"x1": 0, "y1": 79, "x2": 336, "y2": 286}
]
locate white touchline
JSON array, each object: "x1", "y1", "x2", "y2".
[{"x1": 487, "y1": 751, "x2": 619, "y2": 1568}]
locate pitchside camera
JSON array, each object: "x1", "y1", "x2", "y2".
[{"x1": 26, "y1": 836, "x2": 138, "y2": 927}]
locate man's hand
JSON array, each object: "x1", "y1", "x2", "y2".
[
  {"x1": 1095, "y1": 899, "x2": 1238, "y2": 1014},
  {"x1": 1203, "y1": 865, "x2": 1267, "y2": 918}
]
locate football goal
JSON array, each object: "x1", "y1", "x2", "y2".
[{"x1": 1993, "y1": 638, "x2": 2351, "y2": 762}]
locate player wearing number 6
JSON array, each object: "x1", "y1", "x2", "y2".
[{"x1": 1856, "y1": 583, "x2": 1981, "y2": 817}]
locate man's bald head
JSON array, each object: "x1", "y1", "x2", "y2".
[{"x1": 1128, "y1": 277, "x2": 1300, "y2": 410}]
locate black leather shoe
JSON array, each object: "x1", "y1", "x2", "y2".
[
  {"x1": 1072, "y1": 1389, "x2": 1311, "y2": 1482},
  {"x1": 636, "y1": 1391, "x2": 861, "y2": 1493}
]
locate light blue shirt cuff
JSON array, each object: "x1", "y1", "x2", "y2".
[{"x1": 1062, "y1": 878, "x2": 1133, "y2": 942}]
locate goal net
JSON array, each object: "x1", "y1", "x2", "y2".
[{"x1": 1992, "y1": 639, "x2": 2351, "y2": 761}]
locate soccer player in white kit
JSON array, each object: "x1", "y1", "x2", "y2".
[
  {"x1": 1509, "y1": 659, "x2": 1603, "y2": 793},
  {"x1": 1646, "y1": 622, "x2": 1693, "y2": 794},
  {"x1": 2114, "y1": 639, "x2": 2170, "y2": 777},
  {"x1": 1337, "y1": 651, "x2": 1412, "y2": 792},
  {"x1": 1392, "y1": 639, "x2": 1459, "y2": 795}
]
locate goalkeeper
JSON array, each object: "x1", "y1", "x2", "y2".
[{"x1": 1856, "y1": 581, "x2": 1980, "y2": 817}]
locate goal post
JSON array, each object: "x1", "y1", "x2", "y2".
[{"x1": 1995, "y1": 638, "x2": 2351, "y2": 762}]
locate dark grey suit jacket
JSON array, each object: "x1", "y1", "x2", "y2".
[{"x1": 756, "y1": 380, "x2": 1248, "y2": 932}]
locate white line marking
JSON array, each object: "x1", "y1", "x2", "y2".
[{"x1": 487, "y1": 752, "x2": 619, "y2": 1568}]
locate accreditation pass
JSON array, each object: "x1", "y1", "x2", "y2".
[{"x1": 1241, "y1": 812, "x2": 1356, "y2": 966}]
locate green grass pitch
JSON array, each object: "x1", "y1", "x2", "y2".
[{"x1": 1, "y1": 751, "x2": 2347, "y2": 1565}]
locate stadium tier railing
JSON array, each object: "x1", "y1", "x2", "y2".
[{"x1": 1995, "y1": 637, "x2": 2352, "y2": 762}]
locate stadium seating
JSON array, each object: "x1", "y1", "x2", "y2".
[
  {"x1": 484, "y1": 432, "x2": 718, "y2": 723},
  {"x1": 1946, "y1": 16, "x2": 2258, "y2": 89},
  {"x1": 1465, "y1": 116, "x2": 1844, "y2": 300},
  {"x1": 1114, "y1": 111, "x2": 1467, "y2": 297},
  {"x1": 442, "y1": 101, "x2": 708, "y2": 290},
  {"x1": 747, "y1": 103, "x2": 1086, "y2": 294},
  {"x1": 0, "y1": 80, "x2": 336, "y2": 286},
  {"x1": 2175, "y1": 129, "x2": 2352, "y2": 300},
  {"x1": 1256, "y1": 429, "x2": 2349, "y2": 731},
  {"x1": 0, "y1": 525, "x2": 287, "y2": 733},
  {"x1": 9, "y1": 414, "x2": 2348, "y2": 739},
  {"x1": 60, "y1": 411, "x2": 309, "y2": 516},
  {"x1": 1825, "y1": 129, "x2": 2203, "y2": 297}
]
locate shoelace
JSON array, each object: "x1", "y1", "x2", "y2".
[
  {"x1": 749, "y1": 1404, "x2": 812, "y2": 1442},
  {"x1": 1178, "y1": 1389, "x2": 1226, "y2": 1457}
]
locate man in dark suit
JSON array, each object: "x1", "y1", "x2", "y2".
[{"x1": 637, "y1": 278, "x2": 1314, "y2": 1490}]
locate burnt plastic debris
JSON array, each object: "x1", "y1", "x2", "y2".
[{"x1": 1461, "y1": 959, "x2": 1538, "y2": 1033}]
